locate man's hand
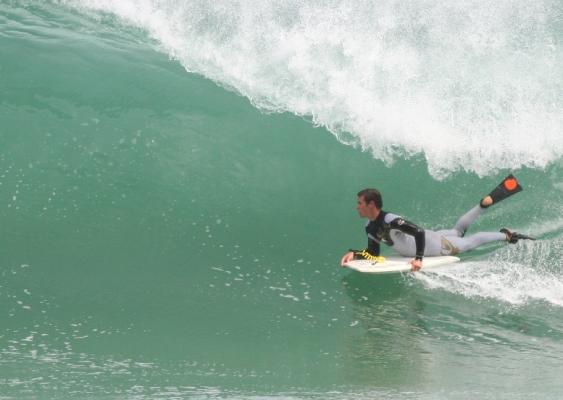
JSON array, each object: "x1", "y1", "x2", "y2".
[
  {"x1": 341, "y1": 251, "x2": 355, "y2": 267},
  {"x1": 410, "y1": 258, "x2": 423, "y2": 271}
]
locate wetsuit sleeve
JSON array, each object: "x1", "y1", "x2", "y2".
[
  {"x1": 367, "y1": 237, "x2": 381, "y2": 256},
  {"x1": 389, "y1": 218, "x2": 425, "y2": 260},
  {"x1": 349, "y1": 238, "x2": 380, "y2": 260}
]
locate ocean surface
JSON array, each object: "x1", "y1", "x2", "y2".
[{"x1": 1, "y1": 1, "x2": 563, "y2": 399}]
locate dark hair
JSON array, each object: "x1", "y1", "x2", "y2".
[{"x1": 357, "y1": 188, "x2": 383, "y2": 209}]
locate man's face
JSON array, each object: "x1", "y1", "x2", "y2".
[{"x1": 356, "y1": 196, "x2": 372, "y2": 218}]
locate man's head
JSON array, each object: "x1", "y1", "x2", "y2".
[{"x1": 356, "y1": 188, "x2": 382, "y2": 219}]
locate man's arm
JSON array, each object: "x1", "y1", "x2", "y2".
[
  {"x1": 389, "y1": 218, "x2": 425, "y2": 264},
  {"x1": 340, "y1": 238, "x2": 381, "y2": 266},
  {"x1": 366, "y1": 237, "x2": 380, "y2": 256},
  {"x1": 355, "y1": 237, "x2": 381, "y2": 259}
]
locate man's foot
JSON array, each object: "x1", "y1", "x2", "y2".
[
  {"x1": 480, "y1": 175, "x2": 523, "y2": 208},
  {"x1": 480, "y1": 195, "x2": 493, "y2": 208},
  {"x1": 500, "y1": 228, "x2": 536, "y2": 244}
]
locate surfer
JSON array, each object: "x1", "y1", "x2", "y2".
[{"x1": 340, "y1": 175, "x2": 535, "y2": 271}]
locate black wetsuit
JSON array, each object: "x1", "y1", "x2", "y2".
[{"x1": 360, "y1": 210, "x2": 425, "y2": 260}]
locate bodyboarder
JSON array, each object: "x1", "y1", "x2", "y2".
[{"x1": 340, "y1": 175, "x2": 535, "y2": 271}]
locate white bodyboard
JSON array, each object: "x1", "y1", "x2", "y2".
[{"x1": 344, "y1": 256, "x2": 460, "y2": 274}]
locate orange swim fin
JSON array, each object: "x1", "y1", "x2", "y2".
[{"x1": 480, "y1": 174, "x2": 523, "y2": 208}]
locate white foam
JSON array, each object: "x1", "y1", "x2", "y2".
[
  {"x1": 416, "y1": 238, "x2": 563, "y2": 306},
  {"x1": 63, "y1": 0, "x2": 563, "y2": 178}
]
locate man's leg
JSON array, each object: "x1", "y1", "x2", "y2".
[
  {"x1": 443, "y1": 232, "x2": 506, "y2": 254},
  {"x1": 435, "y1": 204, "x2": 485, "y2": 238},
  {"x1": 437, "y1": 175, "x2": 523, "y2": 238}
]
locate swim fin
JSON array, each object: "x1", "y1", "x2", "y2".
[
  {"x1": 480, "y1": 174, "x2": 523, "y2": 208},
  {"x1": 500, "y1": 228, "x2": 536, "y2": 244}
]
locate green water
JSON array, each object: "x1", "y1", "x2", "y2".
[{"x1": 1, "y1": 2, "x2": 563, "y2": 399}]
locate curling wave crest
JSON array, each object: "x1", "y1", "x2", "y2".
[{"x1": 62, "y1": 0, "x2": 563, "y2": 178}]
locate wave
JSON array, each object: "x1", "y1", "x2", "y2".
[
  {"x1": 58, "y1": 0, "x2": 563, "y2": 178},
  {"x1": 3, "y1": 4, "x2": 563, "y2": 395},
  {"x1": 415, "y1": 237, "x2": 563, "y2": 306}
]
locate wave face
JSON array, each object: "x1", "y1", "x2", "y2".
[
  {"x1": 62, "y1": 0, "x2": 563, "y2": 178},
  {"x1": 1, "y1": 2, "x2": 563, "y2": 399}
]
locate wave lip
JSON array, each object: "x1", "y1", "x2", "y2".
[{"x1": 60, "y1": 0, "x2": 563, "y2": 177}]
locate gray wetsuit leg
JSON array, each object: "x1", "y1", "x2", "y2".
[
  {"x1": 435, "y1": 205, "x2": 484, "y2": 237},
  {"x1": 442, "y1": 231, "x2": 506, "y2": 254},
  {"x1": 435, "y1": 204, "x2": 506, "y2": 255},
  {"x1": 390, "y1": 205, "x2": 507, "y2": 256}
]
